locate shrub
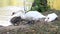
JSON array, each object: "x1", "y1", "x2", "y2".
[{"x1": 30, "y1": 0, "x2": 50, "y2": 12}]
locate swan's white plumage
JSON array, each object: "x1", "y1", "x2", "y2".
[
  {"x1": 11, "y1": 10, "x2": 25, "y2": 19},
  {"x1": 12, "y1": 11, "x2": 46, "y2": 20},
  {"x1": 24, "y1": 11, "x2": 46, "y2": 20},
  {"x1": 11, "y1": 10, "x2": 58, "y2": 22},
  {"x1": 45, "y1": 13, "x2": 58, "y2": 22}
]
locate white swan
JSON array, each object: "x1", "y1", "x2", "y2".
[
  {"x1": 24, "y1": 11, "x2": 46, "y2": 20},
  {"x1": 11, "y1": 11, "x2": 46, "y2": 20},
  {"x1": 11, "y1": 10, "x2": 25, "y2": 19},
  {"x1": 45, "y1": 13, "x2": 58, "y2": 22}
]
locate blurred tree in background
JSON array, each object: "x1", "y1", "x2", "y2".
[{"x1": 30, "y1": 0, "x2": 50, "y2": 12}]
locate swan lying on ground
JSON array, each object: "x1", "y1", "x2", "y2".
[
  {"x1": 10, "y1": 10, "x2": 25, "y2": 25},
  {"x1": 11, "y1": 11, "x2": 46, "y2": 20},
  {"x1": 10, "y1": 10, "x2": 58, "y2": 26},
  {"x1": 10, "y1": 11, "x2": 46, "y2": 25},
  {"x1": 45, "y1": 13, "x2": 58, "y2": 22},
  {"x1": 24, "y1": 11, "x2": 46, "y2": 20}
]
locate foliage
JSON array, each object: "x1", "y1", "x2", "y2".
[{"x1": 30, "y1": 0, "x2": 50, "y2": 12}]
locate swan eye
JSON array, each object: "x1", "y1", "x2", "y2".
[
  {"x1": 12, "y1": 12, "x2": 15, "y2": 16},
  {"x1": 48, "y1": 18, "x2": 49, "y2": 19}
]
